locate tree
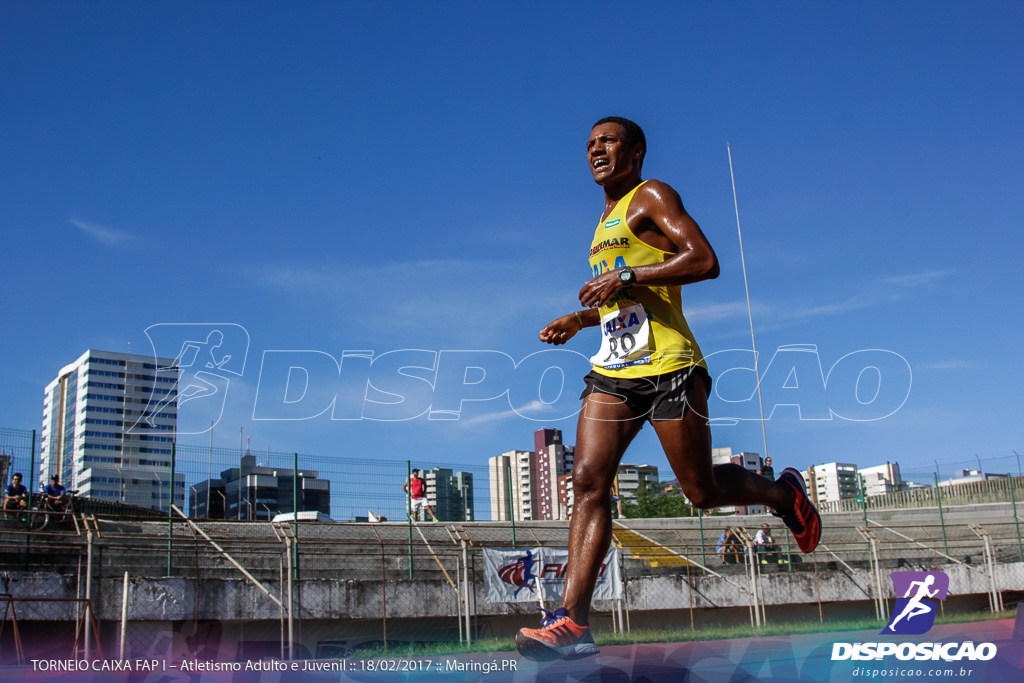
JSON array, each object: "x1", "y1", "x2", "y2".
[{"x1": 621, "y1": 479, "x2": 692, "y2": 519}]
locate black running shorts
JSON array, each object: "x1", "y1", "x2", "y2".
[{"x1": 579, "y1": 364, "x2": 713, "y2": 421}]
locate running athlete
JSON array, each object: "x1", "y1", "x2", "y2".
[{"x1": 515, "y1": 117, "x2": 821, "y2": 661}]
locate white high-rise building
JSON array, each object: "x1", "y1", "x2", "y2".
[
  {"x1": 40, "y1": 349, "x2": 184, "y2": 512},
  {"x1": 859, "y1": 462, "x2": 904, "y2": 497},
  {"x1": 804, "y1": 462, "x2": 859, "y2": 506},
  {"x1": 489, "y1": 451, "x2": 530, "y2": 521}
]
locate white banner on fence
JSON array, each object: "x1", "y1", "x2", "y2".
[{"x1": 482, "y1": 547, "x2": 621, "y2": 603}]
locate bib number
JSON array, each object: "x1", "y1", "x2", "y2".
[{"x1": 591, "y1": 304, "x2": 651, "y2": 369}]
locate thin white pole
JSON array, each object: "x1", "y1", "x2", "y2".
[
  {"x1": 728, "y1": 144, "x2": 770, "y2": 461},
  {"x1": 119, "y1": 572, "x2": 129, "y2": 660}
]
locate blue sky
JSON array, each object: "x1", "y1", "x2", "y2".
[{"x1": 2, "y1": 1, "x2": 1022, "y2": 509}]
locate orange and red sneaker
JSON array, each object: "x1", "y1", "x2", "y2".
[
  {"x1": 775, "y1": 467, "x2": 822, "y2": 553},
  {"x1": 515, "y1": 607, "x2": 599, "y2": 661}
]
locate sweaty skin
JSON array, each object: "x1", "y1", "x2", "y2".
[{"x1": 538, "y1": 121, "x2": 797, "y2": 627}]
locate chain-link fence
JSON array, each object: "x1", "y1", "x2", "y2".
[
  {"x1": 1, "y1": 427, "x2": 488, "y2": 525},
  {"x1": 2, "y1": 426, "x2": 1023, "y2": 665},
  {"x1": 2, "y1": 500, "x2": 1023, "y2": 665}
]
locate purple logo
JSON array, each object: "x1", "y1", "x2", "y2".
[{"x1": 882, "y1": 571, "x2": 949, "y2": 635}]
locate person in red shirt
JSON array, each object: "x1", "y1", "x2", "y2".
[{"x1": 402, "y1": 469, "x2": 438, "y2": 522}]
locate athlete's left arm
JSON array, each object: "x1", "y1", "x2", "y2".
[{"x1": 579, "y1": 181, "x2": 719, "y2": 308}]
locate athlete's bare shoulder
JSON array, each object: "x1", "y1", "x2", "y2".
[
  {"x1": 626, "y1": 179, "x2": 695, "y2": 251},
  {"x1": 633, "y1": 179, "x2": 686, "y2": 215}
]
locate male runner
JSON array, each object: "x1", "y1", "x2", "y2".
[{"x1": 515, "y1": 117, "x2": 821, "y2": 661}]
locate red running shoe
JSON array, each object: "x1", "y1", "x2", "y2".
[
  {"x1": 515, "y1": 607, "x2": 599, "y2": 661},
  {"x1": 774, "y1": 467, "x2": 822, "y2": 553}
]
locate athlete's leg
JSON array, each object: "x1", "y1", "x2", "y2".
[
  {"x1": 650, "y1": 377, "x2": 796, "y2": 512},
  {"x1": 563, "y1": 393, "x2": 644, "y2": 626}
]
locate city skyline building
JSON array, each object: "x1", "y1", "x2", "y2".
[
  {"x1": 425, "y1": 467, "x2": 475, "y2": 521},
  {"x1": 40, "y1": 349, "x2": 183, "y2": 512},
  {"x1": 711, "y1": 447, "x2": 766, "y2": 515},
  {"x1": 489, "y1": 450, "x2": 529, "y2": 522},
  {"x1": 938, "y1": 468, "x2": 1009, "y2": 487},
  {"x1": 859, "y1": 462, "x2": 905, "y2": 497},
  {"x1": 804, "y1": 462, "x2": 859, "y2": 506},
  {"x1": 188, "y1": 452, "x2": 331, "y2": 520},
  {"x1": 558, "y1": 463, "x2": 660, "y2": 519},
  {"x1": 489, "y1": 428, "x2": 574, "y2": 522}
]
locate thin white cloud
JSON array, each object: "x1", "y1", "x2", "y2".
[
  {"x1": 783, "y1": 270, "x2": 953, "y2": 322},
  {"x1": 69, "y1": 218, "x2": 137, "y2": 247},
  {"x1": 882, "y1": 270, "x2": 954, "y2": 288},
  {"x1": 685, "y1": 300, "x2": 761, "y2": 324},
  {"x1": 786, "y1": 292, "x2": 896, "y2": 320},
  {"x1": 916, "y1": 360, "x2": 978, "y2": 371},
  {"x1": 459, "y1": 400, "x2": 556, "y2": 427}
]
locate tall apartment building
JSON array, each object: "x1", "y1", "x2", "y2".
[
  {"x1": 711, "y1": 447, "x2": 766, "y2": 514},
  {"x1": 425, "y1": 467, "x2": 475, "y2": 521},
  {"x1": 804, "y1": 462, "x2": 859, "y2": 506},
  {"x1": 40, "y1": 349, "x2": 184, "y2": 512},
  {"x1": 859, "y1": 462, "x2": 904, "y2": 496},
  {"x1": 489, "y1": 428, "x2": 574, "y2": 521},
  {"x1": 490, "y1": 450, "x2": 530, "y2": 521}
]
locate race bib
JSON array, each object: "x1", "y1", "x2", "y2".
[{"x1": 590, "y1": 304, "x2": 652, "y2": 369}]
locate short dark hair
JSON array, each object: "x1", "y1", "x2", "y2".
[
  {"x1": 51, "y1": 475, "x2": 60, "y2": 481},
  {"x1": 13, "y1": 472, "x2": 23, "y2": 479},
  {"x1": 593, "y1": 116, "x2": 646, "y2": 162},
  {"x1": 412, "y1": 469, "x2": 420, "y2": 474}
]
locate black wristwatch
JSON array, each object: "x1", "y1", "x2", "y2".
[{"x1": 618, "y1": 266, "x2": 636, "y2": 286}]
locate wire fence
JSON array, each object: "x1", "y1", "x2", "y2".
[
  {"x1": 1, "y1": 427, "x2": 488, "y2": 524},
  {"x1": 3, "y1": 426, "x2": 1024, "y2": 665},
  {"x1": 1, "y1": 499, "x2": 1023, "y2": 665}
]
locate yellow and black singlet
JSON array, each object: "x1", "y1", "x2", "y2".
[{"x1": 587, "y1": 181, "x2": 707, "y2": 378}]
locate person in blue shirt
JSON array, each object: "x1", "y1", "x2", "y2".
[
  {"x1": 3, "y1": 473, "x2": 28, "y2": 514},
  {"x1": 44, "y1": 474, "x2": 68, "y2": 512}
]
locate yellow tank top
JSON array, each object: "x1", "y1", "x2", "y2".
[{"x1": 587, "y1": 181, "x2": 707, "y2": 378}]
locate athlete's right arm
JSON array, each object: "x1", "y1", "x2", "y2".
[{"x1": 539, "y1": 310, "x2": 599, "y2": 346}]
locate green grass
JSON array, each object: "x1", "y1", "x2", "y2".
[{"x1": 346, "y1": 608, "x2": 1016, "y2": 660}]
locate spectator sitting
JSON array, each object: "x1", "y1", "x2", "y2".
[
  {"x1": 44, "y1": 474, "x2": 69, "y2": 512},
  {"x1": 716, "y1": 527, "x2": 743, "y2": 564},
  {"x1": 754, "y1": 523, "x2": 781, "y2": 564},
  {"x1": 3, "y1": 473, "x2": 29, "y2": 517}
]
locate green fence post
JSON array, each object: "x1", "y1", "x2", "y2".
[
  {"x1": 27, "y1": 430, "x2": 36, "y2": 544},
  {"x1": 293, "y1": 452, "x2": 299, "y2": 580},
  {"x1": 1009, "y1": 475, "x2": 1023, "y2": 563},
  {"x1": 168, "y1": 441, "x2": 176, "y2": 576},
  {"x1": 407, "y1": 460, "x2": 413, "y2": 580},
  {"x1": 698, "y1": 507, "x2": 705, "y2": 569},
  {"x1": 934, "y1": 472, "x2": 949, "y2": 558},
  {"x1": 506, "y1": 464, "x2": 516, "y2": 547}
]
